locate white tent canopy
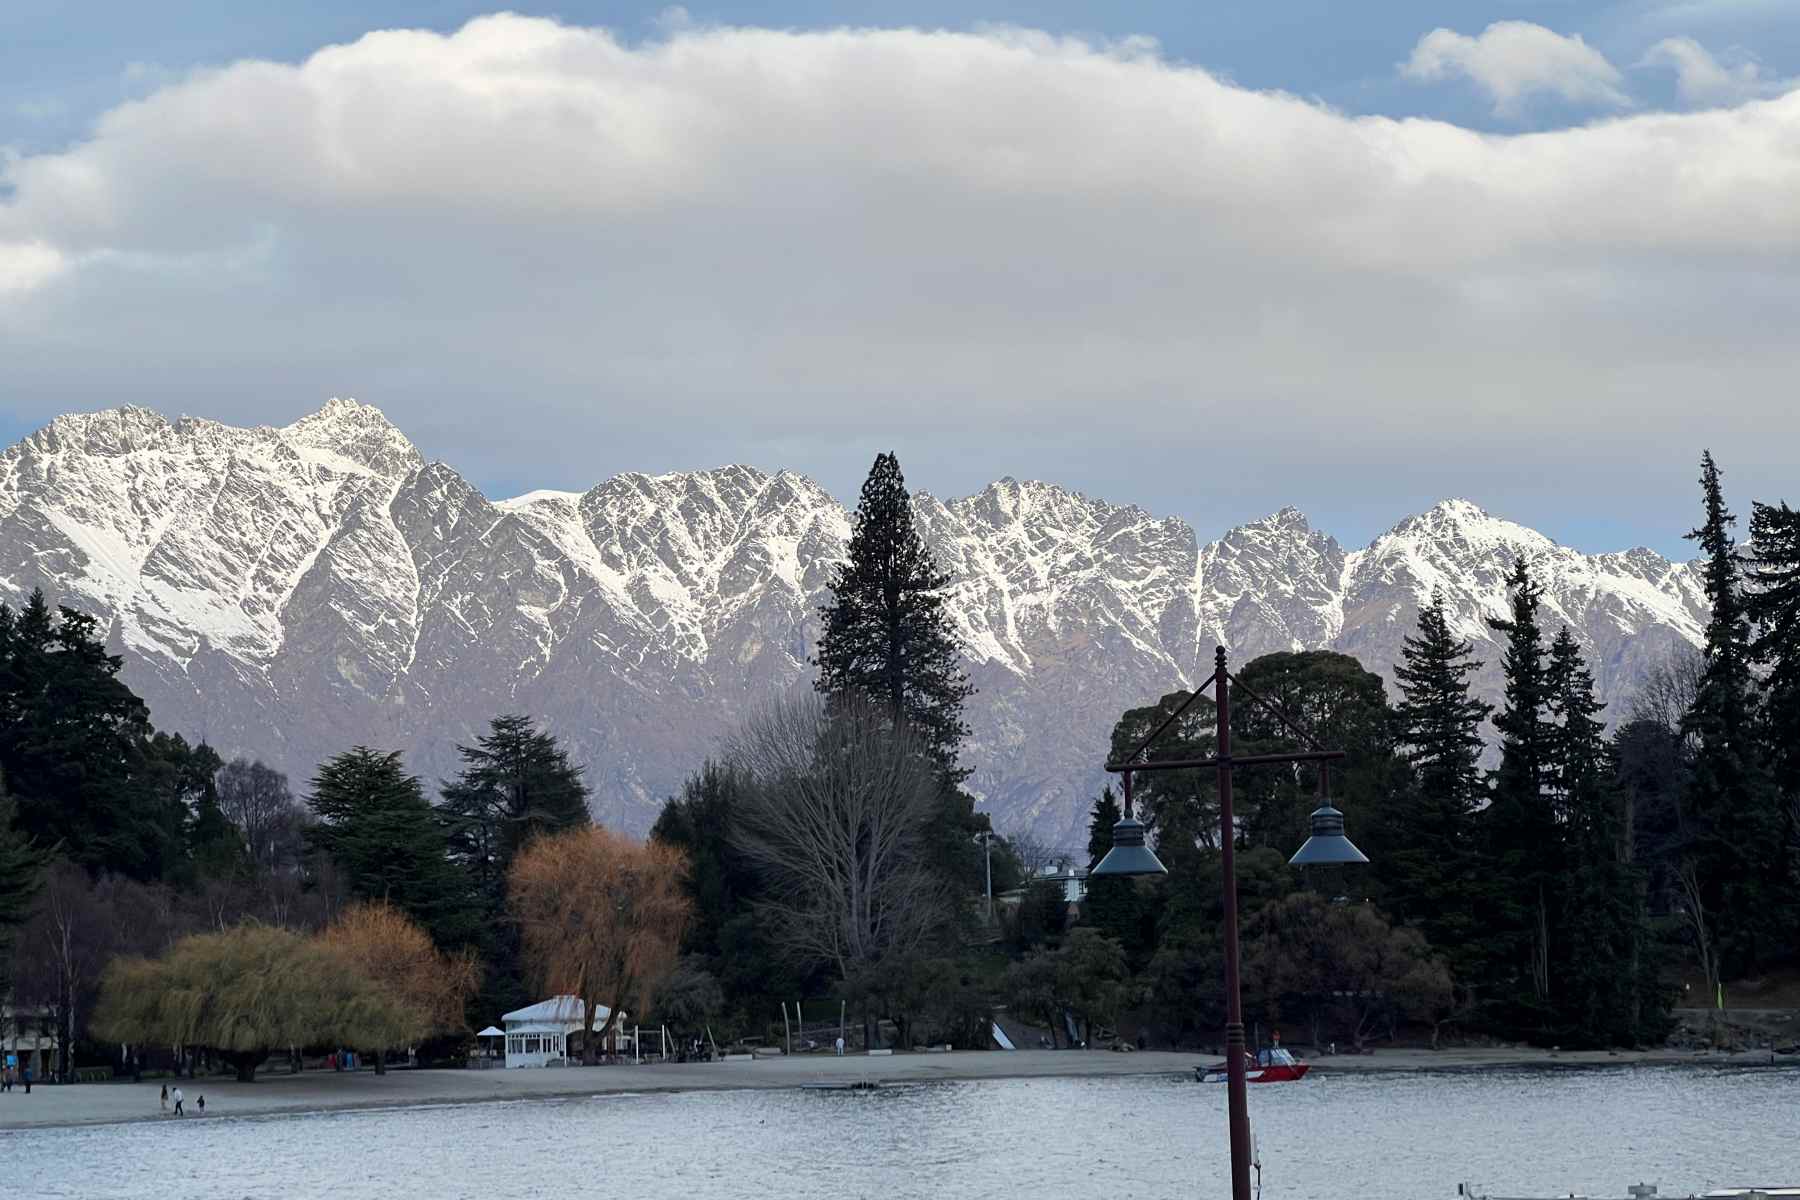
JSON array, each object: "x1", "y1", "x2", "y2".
[{"x1": 475, "y1": 1026, "x2": 504, "y2": 1038}]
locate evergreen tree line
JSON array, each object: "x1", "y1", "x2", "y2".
[{"x1": 1070, "y1": 450, "x2": 1800, "y2": 1050}]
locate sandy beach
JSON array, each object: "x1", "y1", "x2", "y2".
[{"x1": 0, "y1": 1045, "x2": 1785, "y2": 1133}]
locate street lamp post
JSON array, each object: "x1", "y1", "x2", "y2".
[
  {"x1": 1091, "y1": 646, "x2": 1367, "y2": 1200},
  {"x1": 973, "y1": 830, "x2": 996, "y2": 923}
]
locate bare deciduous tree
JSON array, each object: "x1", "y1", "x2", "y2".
[
  {"x1": 216, "y1": 758, "x2": 305, "y2": 874},
  {"x1": 727, "y1": 692, "x2": 953, "y2": 1010},
  {"x1": 1004, "y1": 834, "x2": 1065, "y2": 879},
  {"x1": 13, "y1": 861, "x2": 114, "y2": 1081},
  {"x1": 1629, "y1": 645, "x2": 1705, "y2": 742},
  {"x1": 1675, "y1": 858, "x2": 1717, "y2": 1004},
  {"x1": 508, "y1": 826, "x2": 691, "y2": 1065}
]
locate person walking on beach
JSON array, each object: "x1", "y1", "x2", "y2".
[
  {"x1": 171, "y1": 1085, "x2": 184, "y2": 1115},
  {"x1": 196, "y1": 1095, "x2": 205, "y2": 1116},
  {"x1": 160, "y1": 1083, "x2": 168, "y2": 1111},
  {"x1": 21, "y1": 1066, "x2": 30, "y2": 1094}
]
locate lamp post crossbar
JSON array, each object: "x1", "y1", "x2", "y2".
[{"x1": 1104, "y1": 748, "x2": 1347, "y2": 774}]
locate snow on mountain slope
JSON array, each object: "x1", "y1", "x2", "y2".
[{"x1": 0, "y1": 402, "x2": 1706, "y2": 844}]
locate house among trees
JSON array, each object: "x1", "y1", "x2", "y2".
[
  {"x1": 1, "y1": 1004, "x2": 52, "y2": 1079},
  {"x1": 500, "y1": 996, "x2": 631, "y2": 1068}
]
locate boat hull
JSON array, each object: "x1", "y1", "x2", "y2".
[{"x1": 1195, "y1": 1062, "x2": 1310, "y2": 1084}]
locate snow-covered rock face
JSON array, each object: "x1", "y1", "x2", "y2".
[{"x1": 0, "y1": 403, "x2": 1706, "y2": 844}]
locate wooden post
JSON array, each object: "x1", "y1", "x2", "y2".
[{"x1": 782, "y1": 1002, "x2": 792, "y2": 1056}]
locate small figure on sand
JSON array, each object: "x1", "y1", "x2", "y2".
[
  {"x1": 171, "y1": 1085, "x2": 184, "y2": 1116},
  {"x1": 160, "y1": 1083, "x2": 168, "y2": 1111},
  {"x1": 835, "y1": 1036, "x2": 845, "y2": 1057},
  {"x1": 196, "y1": 1095, "x2": 205, "y2": 1115}
]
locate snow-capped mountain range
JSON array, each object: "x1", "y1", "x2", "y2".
[{"x1": 0, "y1": 400, "x2": 1707, "y2": 844}]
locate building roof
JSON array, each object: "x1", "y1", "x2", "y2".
[{"x1": 500, "y1": 996, "x2": 622, "y2": 1029}]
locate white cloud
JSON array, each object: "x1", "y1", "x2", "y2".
[
  {"x1": 1638, "y1": 36, "x2": 1797, "y2": 105},
  {"x1": 0, "y1": 241, "x2": 63, "y2": 294},
  {"x1": 1401, "y1": 21, "x2": 1632, "y2": 116},
  {"x1": 0, "y1": 15, "x2": 1796, "y2": 546}
]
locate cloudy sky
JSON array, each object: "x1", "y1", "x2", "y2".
[{"x1": 3, "y1": 2, "x2": 1797, "y2": 557}]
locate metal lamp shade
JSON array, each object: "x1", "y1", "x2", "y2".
[
  {"x1": 1288, "y1": 803, "x2": 1369, "y2": 866},
  {"x1": 1090, "y1": 816, "x2": 1168, "y2": 878}
]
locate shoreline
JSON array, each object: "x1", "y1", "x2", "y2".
[{"x1": 2, "y1": 1045, "x2": 1790, "y2": 1133}]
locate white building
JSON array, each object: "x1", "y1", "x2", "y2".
[
  {"x1": 1038, "y1": 860, "x2": 1089, "y2": 904},
  {"x1": 2, "y1": 1004, "x2": 53, "y2": 1078},
  {"x1": 500, "y1": 997, "x2": 631, "y2": 1068}
]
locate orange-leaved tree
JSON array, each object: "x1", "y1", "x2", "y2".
[
  {"x1": 508, "y1": 827, "x2": 691, "y2": 1064},
  {"x1": 319, "y1": 901, "x2": 479, "y2": 1073}
]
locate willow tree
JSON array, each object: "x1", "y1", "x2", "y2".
[
  {"x1": 507, "y1": 826, "x2": 691, "y2": 1065},
  {"x1": 94, "y1": 923, "x2": 408, "y2": 1082},
  {"x1": 320, "y1": 902, "x2": 478, "y2": 1073}
]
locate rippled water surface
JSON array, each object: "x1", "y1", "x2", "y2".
[{"x1": 12, "y1": 1065, "x2": 1796, "y2": 1200}]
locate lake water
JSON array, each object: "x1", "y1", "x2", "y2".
[{"x1": 12, "y1": 1065, "x2": 1796, "y2": 1199}]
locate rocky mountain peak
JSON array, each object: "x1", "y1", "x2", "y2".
[{"x1": 279, "y1": 397, "x2": 422, "y2": 479}]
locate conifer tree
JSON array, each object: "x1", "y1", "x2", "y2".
[
  {"x1": 814, "y1": 452, "x2": 974, "y2": 781},
  {"x1": 1545, "y1": 629, "x2": 1608, "y2": 820},
  {"x1": 0, "y1": 770, "x2": 43, "y2": 998},
  {"x1": 437, "y1": 715, "x2": 591, "y2": 1021},
  {"x1": 1489, "y1": 559, "x2": 1552, "y2": 805},
  {"x1": 1387, "y1": 590, "x2": 1491, "y2": 986},
  {"x1": 1481, "y1": 558, "x2": 1559, "y2": 1027},
  {"x1": 1086, "y1": 787, "x2": 1123, "y2": 869},
  {"x1": 438, "y1": 714, "x2": 591, "y2": 897},
  {"x1": 1395, "y1": 591, "x2": 1492, "y2": 812},
  {"x1": 309, "y1": 748, "x2": 481, "y2": 953},
  {"x1": 1681, "y1": 454, "x2": 1781, "y2": 980},
  {"x1": 184, "y1": 744, "x2": 247, "y2": 883},
  {"x1": 1545, "y1": 630, "x2": 1648, "y2": 1044},
  {"x1": 0, "y1": 591, "x2": 171, "y2": 879},
  {"x1": 1746, "y1": 500, "x2": 1800, "y2": 834}
]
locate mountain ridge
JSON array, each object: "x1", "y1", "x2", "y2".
[{"x1": 0, "y1": 400, "x2": 1706, "y2": 844}]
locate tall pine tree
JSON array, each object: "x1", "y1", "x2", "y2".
[
  {"x1": 1545, "y1": 629, "x2": 1658, "y2": 1045},
  {"x1": 1387, "y1": 590, "x2": 1491, "y2": 989},
  {"x1": 1481, "y1": 558, "x2": 1559, "y2": 1031},
  {"x1": 814, "y1": 452, "x2": 974, "y2": 781},
  {"x1": 1680, "y1": 452, "x2": 1780, "y2": 981},
  {"x1": 1746, "y1": 499, "x2": 1800, "y2": 880}
]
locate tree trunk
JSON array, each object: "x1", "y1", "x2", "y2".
[
  {"x1": 225, "y1": 1050, "x2": 263, "y2": 1083},
  {"x1": 373, "y1": 1052, "x2": 386, "y2": 1075}
]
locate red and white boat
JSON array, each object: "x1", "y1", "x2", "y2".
[{"x1": 1195, "y1": 1047, "x2": 1310, "y2": 1084}]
